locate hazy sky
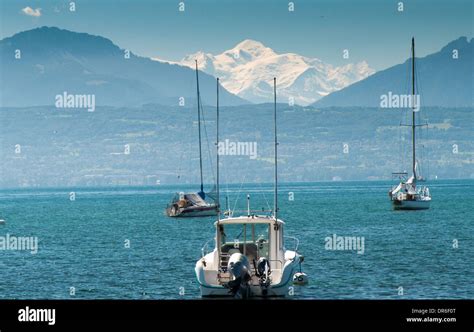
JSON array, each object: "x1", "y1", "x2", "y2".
[{"x1": 1, "y1": 0, "x2": 472, "y2": 70}]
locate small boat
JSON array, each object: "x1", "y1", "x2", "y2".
[
  {"x1": 195, "y1": 78, "x2": 304, "y2": 298},
  {"x1": 166, "y1": 60, "x2": 218, "y2": 217},
  {"x1": 390, "y1": 172, "x2": 431, "y2": 210},
  {"x1": 389, "y1": 38, "x2": 431, "y2": 210},
  {"x1": 166, "y1": 192, "x2": 218, "y2": 217}
]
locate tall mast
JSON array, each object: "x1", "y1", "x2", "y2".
[
  {"x1": 411, "y1": 37, "x2": 416, "y2": 179},
  {"x1": 216, "y1": 78, "x2": 220, "y2": 221},
  {"x1": 195, "y1": 60, "x2": 204, "y2": 196},
  {"x1": 273, "y1": 77, "x2": 278, "y2": 221}
]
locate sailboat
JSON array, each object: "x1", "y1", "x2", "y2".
[
  {"x1": 166, "y1": 61, "x2": 218, "y2": 217},
  {"x1": 389, "y1": 38, "x2": 431, "y2": 210},
  {"x1": 195, "y1": 78, "x2": 305, "y2": 298}
]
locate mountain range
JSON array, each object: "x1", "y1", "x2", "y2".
[
  {"x1": 155, "y1": 39, "x2": 375, "y2": 105},
  {"x1": 314, "y1": 37, "x2": 473, "y2": 107},
  {"x1": 0, "y1": 27, "x2": 245, "y2": 107},
  {"x1": 0, "y1": 27, "x2": 471, "y2": 108},
  {"x1": 0, "y1": 28, "x2": 472, "y2": 187}
]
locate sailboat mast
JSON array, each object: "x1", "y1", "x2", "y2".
[
  {"x1": 195, "y1": 60, "x2": 204, "y2": 195},
  {"x1": 411, "y1": 37, "x2": 416, "y2": 178},
  {"x1": 216, "y1": 78, "x2": 220, "y2": 221},
  {"x1": 273, "y1": 77, "x2": 278, "y2": 221}
]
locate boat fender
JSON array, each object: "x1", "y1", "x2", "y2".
[{"x1": 293, "y1": 272, "x2": 309, "y2": 285}]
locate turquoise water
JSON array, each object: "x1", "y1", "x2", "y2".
[{"x1": 0, "y1": 180, "x2": 472, "y2": 299}]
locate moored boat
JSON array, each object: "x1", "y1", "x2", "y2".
[
  {"x1": 389, "y1": 38, "x2": 431, "y2": 210},
  {"x1": 195, "y1": 77, "x2": 305, "y2": 298},
  {"x1": 166, "y1": 60, "x2": 218, "y2": 217}
]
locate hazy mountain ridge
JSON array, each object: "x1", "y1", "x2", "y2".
[
  {"x1": 314, "y1": 37, "x2": 473, "y2": 107},
  {"x1": 1, "y1": 105, "x2": 472, "y2": 188},
  {"x1": 0, "y1": 27, "x2": 246, "y2": 107}
]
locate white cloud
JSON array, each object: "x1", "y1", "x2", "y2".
[{"x1": 21, "y1": 7, "x2": 42, "y2": 17}]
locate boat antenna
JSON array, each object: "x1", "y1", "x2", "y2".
[
  {"x1": 216, "y1": 77, "x2": 220, "y2": 222},
  {"x1": 195, "y1": 60, "x2": 205, "y2": 198},
  {"x1": 411, "y1": 37, "x2": 416, "y2": 181},
  {"x1": 273, "y1": 77, "x2": 278, "y2": 222}
]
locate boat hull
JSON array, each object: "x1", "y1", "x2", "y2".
[
  {"x1": 199, "y1": 283, "x2": 289, "y2": 298},
  {"x1": 392, "y1": 199, "x2": 430, "y2": 210},
  {"x1": 195, "y1": 253, "x2": 300, "y2": 298},
  {"x1": 166, "y1": 205, "x2": 217, "y2": 218}
]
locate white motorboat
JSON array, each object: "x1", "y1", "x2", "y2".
[
  {"x1": 195, "y1": 78, "x2": 304, "y2": 298},
  {"x1": 196, "y1": 215, "x2": 303, "y2": 297}
]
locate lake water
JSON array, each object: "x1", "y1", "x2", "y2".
[{"x1": 0, "y1": 180, "x2": 472, "y2": 299}]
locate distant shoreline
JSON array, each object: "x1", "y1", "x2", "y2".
[{"x1": 1, "y1": 178, "x2": 473, "y2": 191}]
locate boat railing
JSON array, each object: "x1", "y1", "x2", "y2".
[
  {"x1": 226, "y1": 209, "x2": 273, "y2": 216},
  {"x1": 201, "y1": 240, "x2": 212, "y2": 258},
  {"x1": 417, "y1": 186, "x2": 431, "y2": 198},
  {"x1": 285, "y1": 236, "x2": 299, "y2": 252}
]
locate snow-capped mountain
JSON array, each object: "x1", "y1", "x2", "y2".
[{"x1": 154, "y1": 39, "x2": 375, "y2": 105}]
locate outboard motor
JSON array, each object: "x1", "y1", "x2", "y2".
[
  {"x1": 255, "y1": 257, "x2": 271, "y2": 287},
  {"x1": 226, "y1": 253, "x2": 251, "y2": 298}
]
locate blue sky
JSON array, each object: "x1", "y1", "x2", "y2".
[{"x1": 0, "y1": 0, "x2": 472, "y2": 70}]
